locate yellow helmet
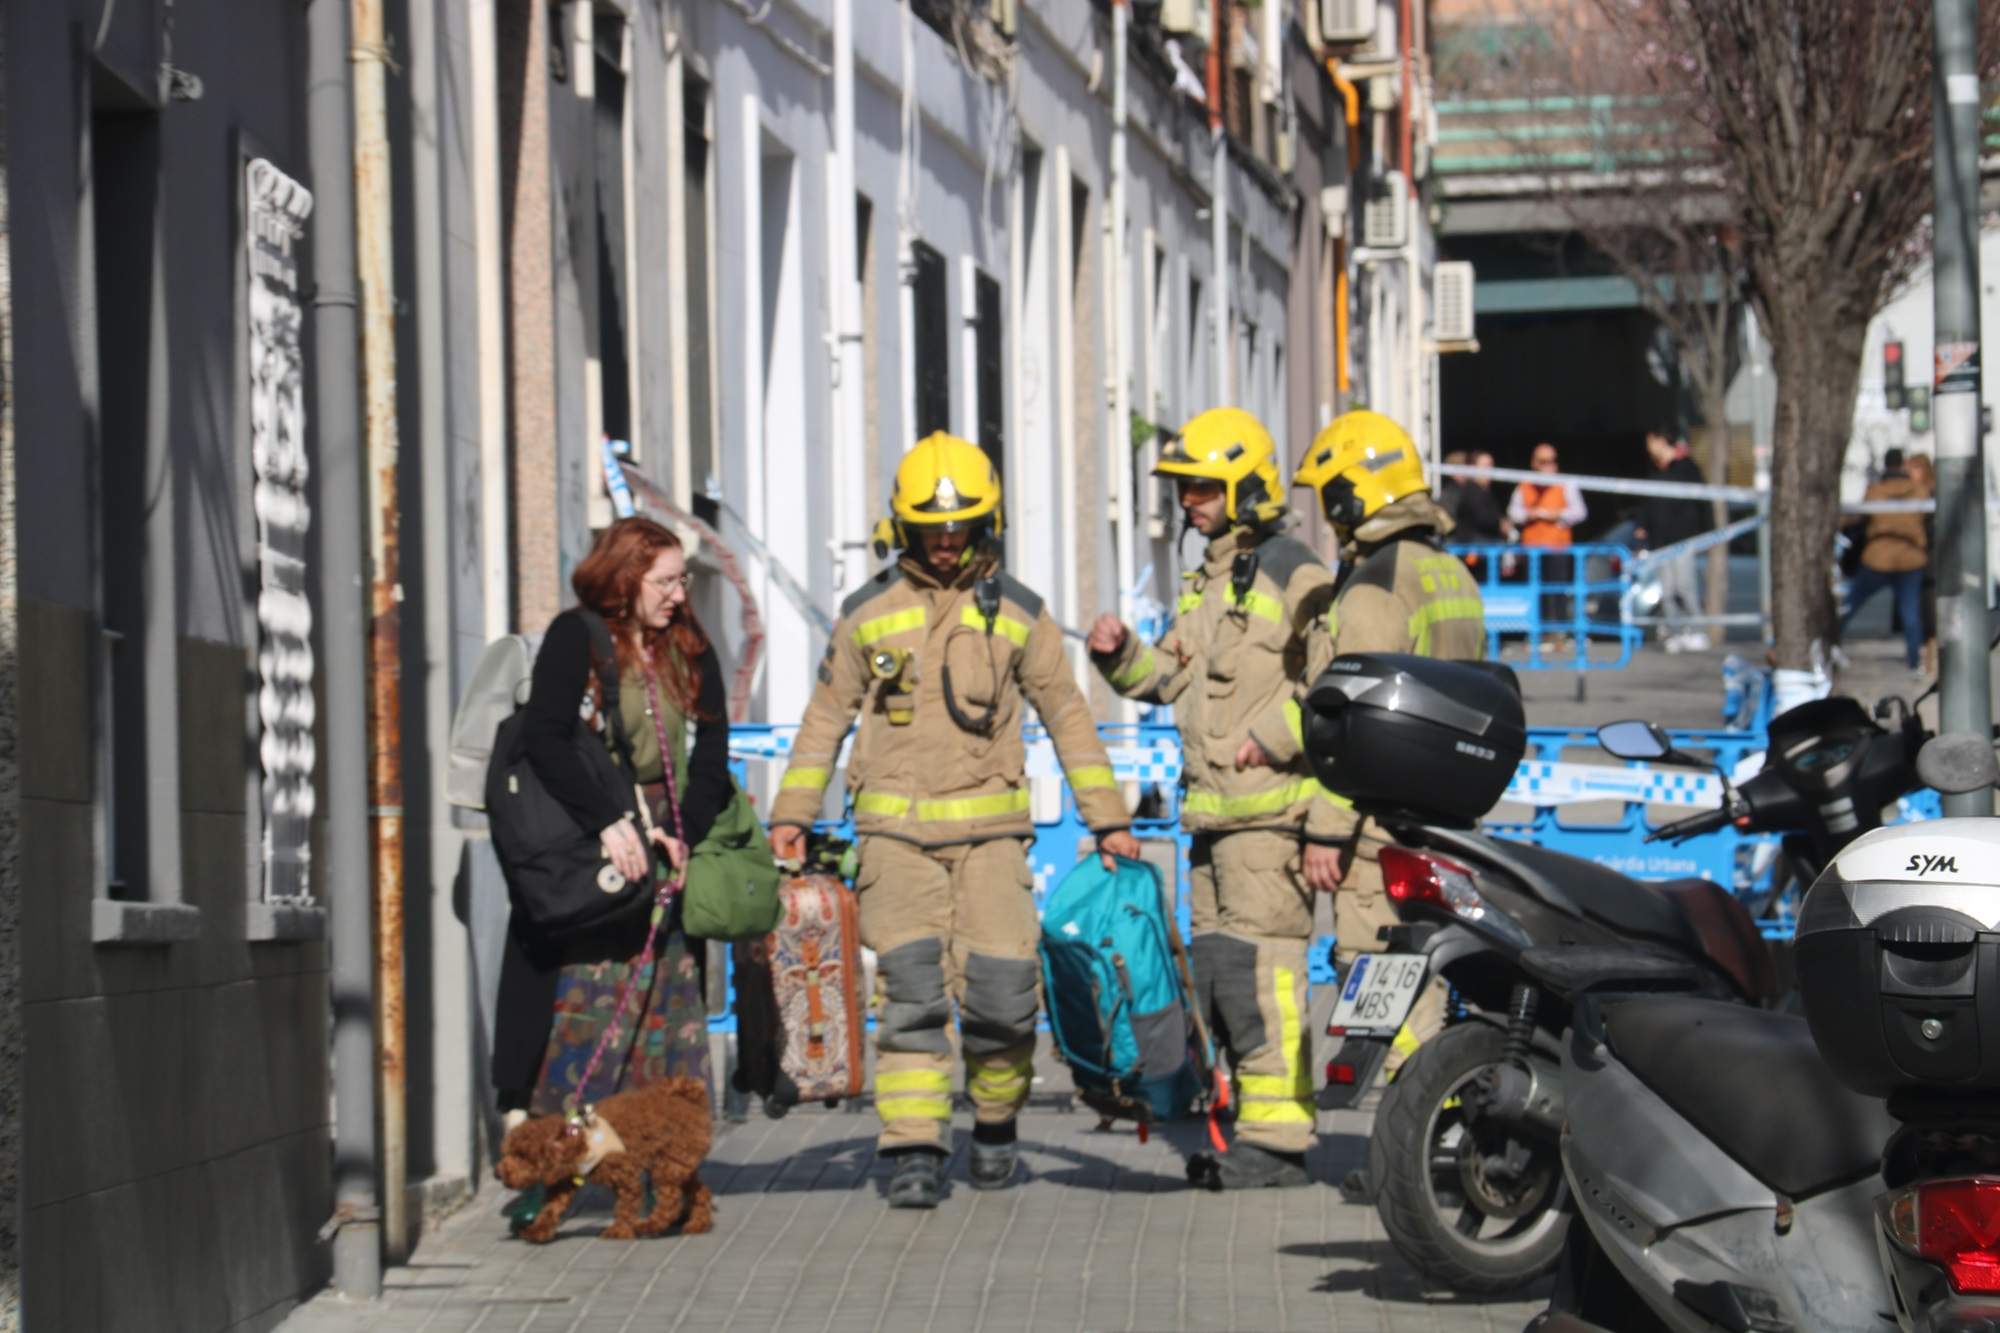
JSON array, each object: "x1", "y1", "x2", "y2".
[
  {"x1": 1155, "y1": 407, "x2": 1287, "y2": 527},
  {"x1": 888, "y1": 432, "x2": 1003, "y2": 547},
  {"x1": 1293, "y1": 410, "x2": 1427, "y2": 531}
]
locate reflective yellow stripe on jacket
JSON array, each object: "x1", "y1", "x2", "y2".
[
  {"x1": 1110, "y1": 646, "x2": 1156, "y2": 690},
  {"x1": 1409, "y1": 597, "x2": 1485, "y2": 655},
  {"x1": 856, "y1": 786, "x2": 1033, "y2": 822},
  {"x1": 1183, "y1": 777, "x2": 1350, "y2": 819},
  {"x1": 854, "y1": 606, "x2": 926, "y2": 647},
  {"x1": 958, "y1": 605, "x2": 1032, "y2": 647}
]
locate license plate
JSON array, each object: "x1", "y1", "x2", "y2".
[{"x1": 1329, "y1": 953, "x2": 1427, "y2": 1034}]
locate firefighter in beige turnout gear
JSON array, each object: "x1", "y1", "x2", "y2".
[
  {"x1": 770, "y1": 434, "x2": 1140, "y2": 1209},
  {"x1": 1089, "y1": 408, "x2": 1345, "y2": 1191},
  {"x1": 1249, "y1": 410, "x2": 1485, "y2": 1112}
]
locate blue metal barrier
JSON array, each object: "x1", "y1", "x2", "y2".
[
  {"x1": 1449, "y1": 543, "x2": 1642, "y2": 673},
  {"x1": 711, "y1": 721, "x2": 1936, "y2": 1031}
]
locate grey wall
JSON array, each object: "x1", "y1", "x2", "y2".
[{"x1": 9, "y1": 0, "x2": 332, "y2": 1327}]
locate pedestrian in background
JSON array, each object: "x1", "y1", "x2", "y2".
[
  {"x1": 1634, "y1": 430, "x2": 1710, "y2": 653},
  {"x1": 1906, "y1": 452, "x2": 1939, "y2": 675},
  {"x1": 1840, "y1": 448, "x2": 1928, "y2": 671},
  {"x1": 1507, "y1": 442, "x2": 1586, "y2": 651},
  {"x1": 1442, "y1": 450, "x2": 1511, "y2": 577}
]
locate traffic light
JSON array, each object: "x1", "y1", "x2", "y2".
[
  {"x1": 1909, "y1": 385, "x2": 1932, "y2": 435},
  {"x1": 1884, "y1": 339, "x2": 1906, "y2": 411}
]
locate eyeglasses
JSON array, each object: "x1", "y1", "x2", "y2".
[{"x1": 643, "y1": 572, "x2": 693, "y2": 593}]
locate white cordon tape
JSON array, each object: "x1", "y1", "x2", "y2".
[
  {"x1": 732, "y1": 729, "x2": 1729, "y2": 811},
  {"x1": 1437, "y1": 463, "x2": 1934, "y2": 515}
]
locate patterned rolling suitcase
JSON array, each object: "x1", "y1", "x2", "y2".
[{"x1": 732, "y1": 873, "x2": 866, "y2": 1116}]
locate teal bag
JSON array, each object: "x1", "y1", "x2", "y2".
[
  {"x1": 679, "y1": 785, "x2": 784, "y2": 941},
  {"x1": 1039, "y1": 855, "x2": 1215, "y2": 1126}
]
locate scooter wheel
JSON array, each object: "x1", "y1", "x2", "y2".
[{"x1": 1369, "y1": 1021, "x2": 1570, "y2": 1294}]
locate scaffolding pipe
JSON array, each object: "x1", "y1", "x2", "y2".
[
  {"x1": 1111, "y1": 0, "x2": 1134, "y2": 624},
  {"x1": 352, "y1": 0, "x2": 408, "y2": 1264},
  {"x1": 309, "y1": 0, "x2": 382, "y2": 1298},
  {"x1": 1208, "y1": 0, "x2": 1228, "y2": 401}
]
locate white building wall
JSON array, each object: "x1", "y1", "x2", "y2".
[{"x1": 672, "y1": 0, "x2": 1296, "y2": 652}]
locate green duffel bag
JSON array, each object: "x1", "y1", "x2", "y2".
[{"x1": 680, "y1": 785, "x2": 784, "y2": 941}]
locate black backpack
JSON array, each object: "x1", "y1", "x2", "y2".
[{"x1": 484, "y1": 609, "x2": 657, "y2": 943}]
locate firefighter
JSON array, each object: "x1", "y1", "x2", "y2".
[
  {"x1": 1087, "y1": 407, "x2": 1343, "y2": 1190},
  {"x1": 769, "y1": 433, "x2": 1141, "y2": 1209},
  {"x1": 1232, "y1": 410, "x2": 1488, "y2": 1200},
  {"x1": 1244, "y1": 409, "x2": 1484, "y2": 1127}
]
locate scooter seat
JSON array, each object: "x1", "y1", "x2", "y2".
[
  {"x1": 1602, "y1": 994, "x2": 1893, "y2": 1199},
  {"x1": 1474, "y1": 836, "x2": 1697, "y2": 949}
]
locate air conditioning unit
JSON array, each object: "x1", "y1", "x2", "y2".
[
  {"x1": 1319, "y1": 0, "x2": 1378, "y2": 45},
  {"x1": 1363, "y1": 171, "x2": 1408, "y2": 249},
  {"x1": 1433, "y1": 261, "x2": 1476, "y2": 342}
]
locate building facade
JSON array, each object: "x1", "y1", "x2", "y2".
[
  {"x1": 7, "y1": 0, "x2": 332, "y2": 1327},
  {"x1": 0, "y1": 0, "x2": 1444, "y2": 1325}
]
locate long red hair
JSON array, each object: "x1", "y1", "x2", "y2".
[{"x1": 570, "y1": 517, "x2": 708, "y2": 716}]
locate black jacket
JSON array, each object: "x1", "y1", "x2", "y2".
[{"x1": 1639, "y1": 457, "x2": 1708, "y2": 550}]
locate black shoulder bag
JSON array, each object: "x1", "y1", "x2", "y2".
[{"x1": 484, "y1": 608, "x2": 658, "y2": 943}]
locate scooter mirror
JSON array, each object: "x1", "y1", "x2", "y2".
[
  {"x1": 1915, "y1": 734, "x2": 2000, "y2": 795},
  {"x1": 1597, "y1": 719, "x2": 1671, "y2": 762}
]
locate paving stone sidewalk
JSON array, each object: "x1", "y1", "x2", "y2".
[{"x1": 284, "y1": 1095, "x2": 1545, "y2": 1333}]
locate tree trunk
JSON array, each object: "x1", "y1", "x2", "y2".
[
  {"x1": 1766, "y1": 299, "x2": 1868, "y2": 669},
  {"x1": 1704, "y1": 378, "x2": 1731, "y2": 623}
]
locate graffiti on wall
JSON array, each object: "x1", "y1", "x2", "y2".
[{"x1": 245, "y1": 156, "x2": 316, "y2": 904}]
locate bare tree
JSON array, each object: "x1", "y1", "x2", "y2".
[
  {"x1": 1582, "y1": 0, "x2": 2000, "y2": 667},
  {"x1": 1489, "y1": 7, "x2": 1745, "y2": 622}
]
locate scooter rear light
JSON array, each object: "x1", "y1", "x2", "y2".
[
  {"x1": 1883, "y1": 1177, "x2": 2000, "y2": 1294},
  {"x1": 1380, "y1": 848, "x2": 1487, "y2": 924},
  {"x1": 1325, "y1": 1060, "x2": 1358, "y2": 1086}
]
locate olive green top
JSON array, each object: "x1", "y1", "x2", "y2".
[{"x1": 617, "y1": 663, "x2": 689, "y2": 790}]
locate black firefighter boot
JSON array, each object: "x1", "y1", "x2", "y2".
[
  {"x1": 886, "y1": 1147, "x2": 947, "y2": 1209},
  {"x1": 1211, "y1": 1140, "x2": 1311, "y2": 1191},
  {"x1": 968, "y1": 1120, "x2": 1020, "y2": 1190}
]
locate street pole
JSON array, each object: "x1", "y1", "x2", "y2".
[
  {"x1": 308, "y1": 0, "x2": 382, "y2": 1298},
  {"x1": 1931, "y1": 0, "x2": 1991, "y2": 814}
]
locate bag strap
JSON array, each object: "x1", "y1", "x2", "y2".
[{"x1": 575, "y1": 607, "x2": 637, "y2": 775}]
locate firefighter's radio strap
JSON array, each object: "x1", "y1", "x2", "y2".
[{"x1": 941, "y1": 574, "x2": 1004, "y2": 736}]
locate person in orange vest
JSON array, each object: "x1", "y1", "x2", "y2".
[{"x1": 1507, "y1": 442, "x2": 1587, "y2": 651}]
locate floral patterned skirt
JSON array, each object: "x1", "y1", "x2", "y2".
[{"x1": 530, "y1": 783, "x2": 712, "y2": 1114}]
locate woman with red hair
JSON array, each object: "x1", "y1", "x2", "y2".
[{"x1": 493, "y1": 517, "x2": 732, "y2": 1125}]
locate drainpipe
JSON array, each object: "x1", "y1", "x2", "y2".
[
  {"x1": 352, "y1": 0, "x2": 408, "y2": 1264},
  {"x1": 1398, "y1": 0, "x2": 1413, "y2": 181},
  {"x1": 828, "y1": 0, "x2": 860, "y2": 590},
  {"x1": 1327, "y1": 60, "x2": 1359, "y2": 402},
  {"x1": 1111, "y1": 0, "x2": 1135, "y2": 629},
  {"x1": 1398, "y1": 0, "x2": 1421, "y2": 453},
  {"x1": 1208, "y1": 0, "x2": 1229, "y2": 402},
  {"x1": 309, "y1": 0, "x2": 382, "y2": 1299}
]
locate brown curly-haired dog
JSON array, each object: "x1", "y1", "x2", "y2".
[{"x1": 496, "y1": 1077, "x2": 714, "y2": 1243}]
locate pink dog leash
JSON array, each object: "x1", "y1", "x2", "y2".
[{"x1": 562, "y1": 660, "x2": 691, "y2": 1140}]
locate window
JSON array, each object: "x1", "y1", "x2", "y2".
[
  {"x1": 86, "y1": 75, "x2": 199, "y2": 941},
  {"x1": 92, "y1": 103, "x2": 159, "y2": 903},
  {"x1": 857, "y1": 194, "x2": 882, "y2": 517},
  {"x1": 592, "y1": 15, "x2": 632, "y2": 446},
  {"x1": 911, "y1": 241, "x2": 951, "y2": 437},
  {"x1": 1187, "y1": 273, "x2": 1206, "y2": 412},
  {"x1": 974, "y1": 270, "x2": 1005, "y2": 547},
  {"x1": 683, "y1": 72, "x2": 718, "y2": 505}
]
